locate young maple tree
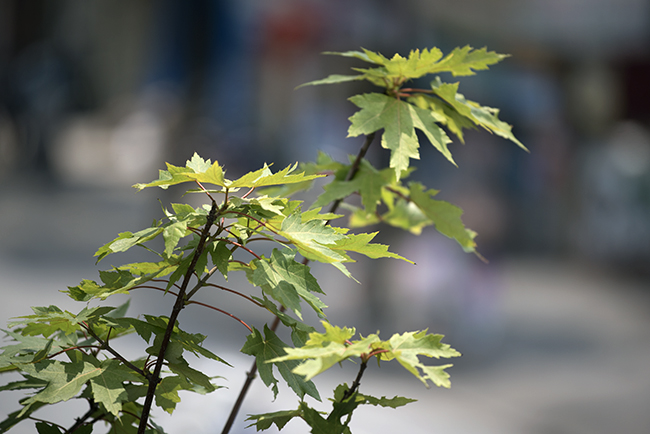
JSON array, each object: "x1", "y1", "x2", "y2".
[{"x1": 0, "y1": 46, "x2": 524, "y2": 434}]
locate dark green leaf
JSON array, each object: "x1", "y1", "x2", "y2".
[{"x1": 241, "y1": 326, "x2": 320, "y2": 401}]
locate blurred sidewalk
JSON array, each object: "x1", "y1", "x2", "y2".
[{"x1": 1, "y1": 184, "x2": 650, "y2": 434}]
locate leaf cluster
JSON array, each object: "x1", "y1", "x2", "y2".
[{"x1": 301, "y1": 47, "x2": 526, "y2": 179}]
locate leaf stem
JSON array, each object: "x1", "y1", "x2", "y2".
[
  {"x1": 132, "y1": 284, "x2": 255, "y2": 331},
  {"x1": 222, "y1": 239, "x2": 262, "y2": 260},
  {"x1": 202, "y1": 282, "x2": 265, "y2": 307}
]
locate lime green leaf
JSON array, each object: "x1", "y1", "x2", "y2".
[
  {"x1": 329, "y1": 232, "x2": 413, "y2": 263},
  {"x1": 270, "y1": 322, "x2": 379, "y2": 381},
  {"x1": 297, "y1": 74, "x2": 365, "y2": 88},
  {"x1": 228, "y1": 163, "x2": 323, "y2": 188},
  {"x1": 348, "y1": 93, "x2": 453, "y2": 178},
  {"x1": 426, "y1": 78, "x2": 526, "y2": 149},
  {"x1": 0, "y1": 331, "x2": 65, "y2": 369},
  {"x1": 163, "y1": 221, "x2": 189, "y2": 256},
  {"x1": 380, "y1": 199, "x2": 431, "y2": 235},
  {"x1": 408, "y1": 93, "x2": 476, "y2": 143},
  {"x1": 278, "y1": 213, "x2": 348, "y2": 267},
  {"x1": 186, "y1": 152, "x2": 212, "y2": 173},
  {"x1": 324, "y1": 49, "x2": 387, "y2": 64},
  {"x1": 378, "y1": 330, "x2": 460, "y2": 388},
  {"x1": 241, "y1": 326, "x2": 320, "y2": 401},
  {"x1": 208, "y1": 240, "x2": 232, "y2": 278},
  {"x1": 310, "y1": 179, "x2": 361, "y2": 211},
  {"x1": 428, "y1": 45, "x2": 507, "y2": 77},
  {"x1": 409, "y1": 182, "x2": 477, "y2": 252},
  {"x1": 357, "y1": 162, "x2": 394, "y2": 214},
  {"x1": 133, "y1": 153, "x2": 225, "y2": 190}
]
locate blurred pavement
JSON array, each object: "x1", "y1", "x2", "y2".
[{"x1": 1, "y1": 183, "x2": 649, "y2": 434}]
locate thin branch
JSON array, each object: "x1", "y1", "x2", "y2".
[
  {"x1": 241, "y1": 186, "x2": 256, "y2": 199},
  {"x1": 82, "y1": 325, "x2": 150, "y2": 380},
  {"x1": 222, "y1": 239, "x2": 262, "y2": 260},
  {"x1": 202, "y1": 282, "x2": 265, "y2": 307},
  {"x1": 132, "y1": 284, "x2": 255, "y2": 330},
  {"x1": 326, "y1": 132, "x2": 376, "y2": 220},
  {"x1": 195, "y1": 180, "x2": 216, "y2": 202},
  {"x1": 341, "y1": 360, "x2": 368, "y2": 401},
  {"x1": 187, "y1": 300, "x2": 252, "y2": 332},
  {"x1": 137, "y1": 200, "x2": 220, "y2": 434},
  {"x1": 48, "y1": 345, "x2": 100, "y2": 359}
]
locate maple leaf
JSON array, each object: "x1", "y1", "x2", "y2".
[
  {"x1": 297, "y1": 74, "x2": 365, "y2": 88},
  {"x1": 20, "y1": 360, "x2": 104, "y2": 409},
  {"x1": 417, "y1": 78, "x2": 526, "y2": 150},
  {"x1": 427, "y1": 45, "x2": 507, "y2": 77},
  {"x1": 241, "y1": 326, "x2": 320, "y2": 401},
  {"x1": 246, "y1": 408, "x2": 303, "y2": 431},
  {"x1": 133, "y1": 153, "x2": 225, "y2": 191},
  {"x1": 277, "y1": 213, "x2": 349, "y2": 271},
  {"x1": 270, "y1": 322, "x2": 380, "y2": 381},
  {"x1": 329, "y1": 233, "x2": 413, "y2": 263},
  {"x1": 227, "y1": 163, "x2": 324, "y2": 188},
  {"x1": 376, "y1": 330, "x2": 461, "y2": 388},
  {"x1": 408, "y1": 182, "x2": 477, "y2": 252},
  {"x1": 348, "y1": 93, "x2": 453, "y2": 178},
  {"x1": 250, "y1": 249, "x2": 326, "y2": 319},
  {"x1": 89, "y1": 359, "x2": 140, "y2": 416}
]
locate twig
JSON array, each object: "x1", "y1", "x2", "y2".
[
  {"x1": 341, "y1": 360, "x2": 368, "y2": 401},
  {"x1": 83, "y1": 325, "x2": 150, "y2": 380}
]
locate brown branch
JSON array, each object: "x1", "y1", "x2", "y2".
[
  {"x1": 137, "y1": 200, "x2": 220, "y2": 434},
  {"x1": 202, "y1": 282, "x2": 265, "y2": 307},
  {"x1": 82, "y1": 325, "x2": 150, "y2": 380},
  {"x1": 341, "y1": 360, "x2": 368, "y2": 401},
  {"x1": 186, "y1": 300, "x2": 252, "y2": 332},
  {"x1": 132, "y1": 284, "x2": 254, "y2": 331},
  {"x1": 222, "y1": 239, "x2": 262, "y2": 260}
]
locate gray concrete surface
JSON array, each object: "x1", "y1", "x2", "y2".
[{"x1": 1, "y1": 184, "x2": 649, "y2": 434}]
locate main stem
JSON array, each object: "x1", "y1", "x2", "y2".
[
  {"x1": 220, "y1": 132, "x2": 376, "y2": 434},
  {"x1": 137, "y1": 201, "x2": 219, "y2": 434}
]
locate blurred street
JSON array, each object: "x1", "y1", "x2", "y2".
[{"x1": 1, "y1": 182, "x2": 649, "y2": 434}]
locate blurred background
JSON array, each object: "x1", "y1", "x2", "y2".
[{"x1": 1, "y1": 0, "x2": 650, "y2": 433}]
